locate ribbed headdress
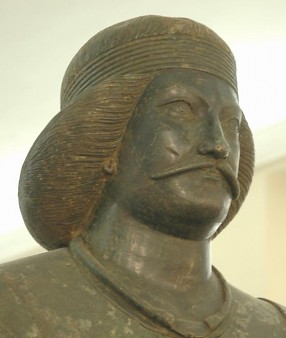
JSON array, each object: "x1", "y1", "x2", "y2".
[{"x1": 61, "y1": 15, "x2": 237, "y2": 109}]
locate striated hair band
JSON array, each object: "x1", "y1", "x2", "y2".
[{"x1": 61, "y1": 16, "x2": 237, "y2": 108}]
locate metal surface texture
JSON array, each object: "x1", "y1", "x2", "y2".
[{"x1": 1, "y1": 15, "x2": 285, "y2": 337}]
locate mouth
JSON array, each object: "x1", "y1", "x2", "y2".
[{"x1": 150, "y1": 162, "x2": 240, "y2": 200}]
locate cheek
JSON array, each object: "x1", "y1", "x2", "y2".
[
  {"x1": 227, "y1": 138, "x2": 240, "y2": 175},
  {"x1": 138, "y1": 127, "x2": 194, "y2": 171}
]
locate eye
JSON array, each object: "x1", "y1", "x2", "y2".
[
  {"x1": 159, "y1": 100, "x2": 194, "y2": 122},
  {"x1": 222, "y1": 118, "x2": 240, "y2": 134}
]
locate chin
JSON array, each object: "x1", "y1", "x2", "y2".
[
  {"x1": 157, "y1": 201, "x2": 227, "y2": 240},
  {"x1": 130, "y1": 188, "x2": 231, "y2": 241}
]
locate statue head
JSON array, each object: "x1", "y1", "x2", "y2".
[{"x1": 18, "y1": 16, "x2": 254, "y2": 249}]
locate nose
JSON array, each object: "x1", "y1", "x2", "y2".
[{"x1": 197, "y1": 121, "x2": 230, "y2": 159}]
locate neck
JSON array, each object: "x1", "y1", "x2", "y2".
[{"x1": 85, "y1": 200, "x2": 212, "y2": 292}]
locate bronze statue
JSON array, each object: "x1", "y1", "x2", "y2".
[{"x1": 1, "y1": 15, "x2": 285, "y2": 337}]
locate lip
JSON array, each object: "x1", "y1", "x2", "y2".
[
  {"x1": 150, "y1": 162, "x2": 218, "y2": 180},
  {"x1": 150, "y1": 161, "x2": 240, "y2": 200},
  {"x1": 150, "y1": 163, "x2": 213, "y2": 180}
]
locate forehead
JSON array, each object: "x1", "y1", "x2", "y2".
[{"x1": 141, "y1": 69, "x2": 239, "y2": 108}]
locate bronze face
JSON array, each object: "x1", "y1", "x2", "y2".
[
  {"x1": 106, "y1": 69, "x2": 241, "y2": 240},
  {"x1": 18, "y1": 16, "x2": 255, "y2": 249}
]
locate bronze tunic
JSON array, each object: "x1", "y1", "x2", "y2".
[{"x1": 0, "y1": 242, "x2": 285, "y2": 338}]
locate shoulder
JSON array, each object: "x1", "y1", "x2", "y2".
[
  {"x1": 225, "y1": 284, "x2": 286, "y2": 337},
  {"x1": 0, "y1": 248, "x2": 79, "y2": 306},
  {"x1": 0, "y1": 249, "x2": 102, "y2": 337},
  {"x1": 0, "y1": 250, "x2": 164, "y2": 338}
]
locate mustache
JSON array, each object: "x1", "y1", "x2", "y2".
[{"x1": 150, "y1": 161, "x2": 240, "y2": 200}]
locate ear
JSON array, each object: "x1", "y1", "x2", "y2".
[{"x1": 102, "y1": 158, "x2": 118, "y2": 175}]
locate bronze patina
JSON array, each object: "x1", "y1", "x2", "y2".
[{"x1": 1, "y1": 15, "x2": 285, "y2": 338}]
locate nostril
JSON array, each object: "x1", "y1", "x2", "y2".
[
  {"x1": 197, "y1": 141, "x2": 229, "y2": 159},
  {"x1": 214, "y1": 143, "x2": 229, "y2": 159}
]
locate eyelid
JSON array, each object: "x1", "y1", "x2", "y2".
[
  {"x1": 157, "y1": 98, "x2": 193, "y2": 108},
  {"x1": 221, "y1": 116, "x2": 241, "y2": 124},
  {"x1": 220, "y1": 107, "x2": 242, "y2": 121},
  {"x1": 221, "y1": 116, "x2": 241, "y2": 133}
]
